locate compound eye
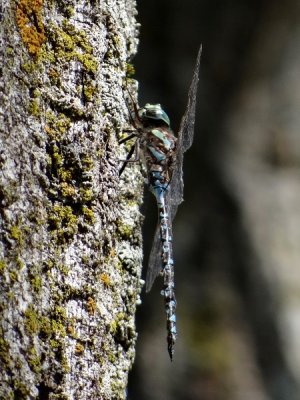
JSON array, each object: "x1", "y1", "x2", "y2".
[{"x1": 141, "y1": 104, "x2": 170, "y2": 126}]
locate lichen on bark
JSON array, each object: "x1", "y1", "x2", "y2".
[{"x1": 0, "y1": 0, "x2": 142, "y2": 399}]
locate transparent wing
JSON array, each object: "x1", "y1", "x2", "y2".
[
  {"x1": 169, "y1": 45, "x2": 201, "y2": 220},
  {"x1": 145, "y1": 200, "x2": 173, "y2": 292},
  {"x1": 145, "y1": 224, "x2": 162, "y2": 292}
]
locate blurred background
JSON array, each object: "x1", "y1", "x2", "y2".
[{"x1": 127, "y1": 1, "x2": 300, "y2": 399}]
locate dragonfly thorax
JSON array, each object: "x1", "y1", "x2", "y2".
[{"x1": 140, "y1": 126, "x2": 176, "y2": 187}]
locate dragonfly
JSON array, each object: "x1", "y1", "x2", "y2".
[{"x1": 120, "y1": 46, "x2": 201, "y2": 360}]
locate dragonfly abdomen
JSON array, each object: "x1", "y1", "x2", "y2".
[{"x1": 150, "y1": 182, "x2": 177, "y2": 360}]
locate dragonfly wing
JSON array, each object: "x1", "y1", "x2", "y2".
[
  {"x1": 178, "y1": 45, "x2": 202, "y2": 153},
  {"x1": 146, "y1": 199, "x2": 174, "y2": 292},
  {"x1": 145, "y1": 224, "x2": 162, "y2": 292},
  {"x1": 169, "y1": 46, "x2": 202, "y2": 220}
]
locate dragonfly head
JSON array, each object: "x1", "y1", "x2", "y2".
[{"x1": 139, "y1": 104, "x2": 170, "y2": 127}]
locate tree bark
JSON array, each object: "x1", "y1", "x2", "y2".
[{"x1": 0, "y1": 1, "x2": 141, "y2": 399}]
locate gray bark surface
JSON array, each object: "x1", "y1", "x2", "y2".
[{"x1": 0, "y1": 1, "x2": 141, "y2": 399}]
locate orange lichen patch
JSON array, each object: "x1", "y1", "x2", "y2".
[
  {"x1": 15, "y1": 0, "x2": 45, "y2": 57},
  {"x1": 100, "y1": 273, "x2": 111, "y2": 288},
  {"x1": 86, "y1": 297, "x2": 97, "y2": 315},
  {"x1": 74, "y1": 342, "x2": 84, "y2": 356}
]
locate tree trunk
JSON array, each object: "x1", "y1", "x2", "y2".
[{"x1": 0, "y1": 1, "x2": 141, "y2": 399}]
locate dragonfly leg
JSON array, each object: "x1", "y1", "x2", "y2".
[
  {"x1": 119, "y1": 131, "x2": 137, "y2": 145},
  {"x1": 119, "y1": 139, "x2": 141, "y2": 176}
]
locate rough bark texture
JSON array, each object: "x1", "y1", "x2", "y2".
[{"x1": 0, "y1": 1, "x2": 142, "y2": 399}]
